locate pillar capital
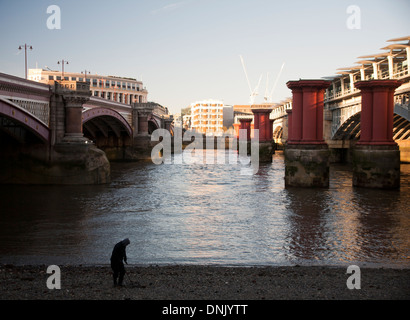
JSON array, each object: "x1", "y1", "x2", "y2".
[
  {"x1": 63, "y1": 95, "x2": 90, "y2": 108},
  {"x1": 354, "y1": 79, "x2": 403, "y2": 91},
  {"x1": 286, "y1": 79, "x2": 331, "y2": 91}
]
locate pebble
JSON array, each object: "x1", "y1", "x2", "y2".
[{"x1": 0, "y1": 264, "x2": 409, "y2": 300}]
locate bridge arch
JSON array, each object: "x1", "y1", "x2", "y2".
[
  {"x1": 82, "y1": 107, "x2": 133, "y2": 139},
  {"x1": 0, "y1": 97, "x2": 50, "y2": 143},
  {"x1": 148, "y1": 115, "x2": 160, "y2": 135},
  {"x1": 273, "y1": 125, "x2": 283, "y2": 143},
  {"x1": 332, "y1": 111, "x2": 410, "y2": 141}
]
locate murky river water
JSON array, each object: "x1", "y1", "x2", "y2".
[{"x1": 0, "y1": 151, "x2": 409, "y2": 267}]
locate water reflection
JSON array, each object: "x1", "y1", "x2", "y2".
[
  {"x1": 285, "y1": 188, "x2": 329, "y2": 264},
  {"x1": 0, "y1": 151, "x2": 409, "y2": 267}
]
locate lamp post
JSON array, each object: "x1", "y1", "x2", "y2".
[
  {"x1": 57, "y1": 59, "x2": 69, "y2": 78},
  {"x1": 81, "y1": 70, "x2": 90, "y2": 81},
  {"x1": 18, "y1": 44, "x2": 33, "y2": 79}
]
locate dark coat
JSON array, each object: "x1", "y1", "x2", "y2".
[{"x1": 110, "y1": 240, "x2": 128, "y2": 264}]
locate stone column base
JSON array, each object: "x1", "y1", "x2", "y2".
[
  {"x1": 259, "y1": 140, "x2": 275, "y2": 162},
  {"x1": 353, "y1": 145, "x2": 400, "y2": 189},
  {"x1": 284, "y1": 144, "x2": 330, "y2": 187},
  {"x1": 61, "y1": 133, "x2": 92, "y2": 145}
]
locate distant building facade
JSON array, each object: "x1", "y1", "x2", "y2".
[
  {"x1": 190, "y1": 99, "x2": 224, "y2": 135},
  {"x1": 28, "y1": 69, "x2": 148, "y2": 105}
]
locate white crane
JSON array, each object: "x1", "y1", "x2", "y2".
[
  {"x1": 266, "y1": 62, "x2": 285, "y2": 103},
  {"x1": 240, "y1": 55, "x2": 263, "y2": 105}
]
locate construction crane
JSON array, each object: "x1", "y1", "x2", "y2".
[
  {"x1": 264, "y1": 62, "x2": 285, "y2": 103},
  {"x1": 240, "y1": 55, "x2": 263, "y2": 105}
]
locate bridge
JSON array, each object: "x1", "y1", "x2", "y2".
[
  {"x1": 270, "y1": 36, "x2": 410, "y2": 163},
  {"x1": 0, "y1": 72, "x2": 173, "y2": 184}
]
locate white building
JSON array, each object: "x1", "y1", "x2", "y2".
[
  {"x1": 190, "y1": 99, "x2": 224, "y2": 135},
  {"x1": 28, "y1": 69, "x2": 148, "y2": 105}
]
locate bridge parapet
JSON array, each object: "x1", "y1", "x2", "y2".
[{"x1": 0, "y1": 73, "x2": 51, "y2": 125}]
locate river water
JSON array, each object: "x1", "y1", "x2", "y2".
[{"x1": 0, "y1": 151, "x2": 409, "y2": 268}]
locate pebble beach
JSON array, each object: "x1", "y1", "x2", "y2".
[{"x1": 1, "y1": 264, "x2": 409, "y2": 300}]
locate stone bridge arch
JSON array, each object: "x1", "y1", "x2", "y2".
[
  {"x1": 82, "y1": 107, "x2": 133, "y2": 138},
  {"x1": 333, "y1": 111, "x2": 410, "y2": 141},
  {"x1": 82, "y1": 107, "x2": 133, "y2": 160},
  {"x1": 148, "y1": 115, "x2": 160, "y2": 135},
  {"x1": 273, "y1": 125, "x2": 283, "y2": 143},
  {"x1": 0, "y1": 97, "x2": 50, "y2": 143}
]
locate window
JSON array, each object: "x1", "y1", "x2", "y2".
[{"x1": 48, "y1": 75, "x2": 54, "y2": 80}]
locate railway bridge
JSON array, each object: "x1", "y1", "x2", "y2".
[{"x1": 270, "y1": 36, "x2": 410, "y2": 163}]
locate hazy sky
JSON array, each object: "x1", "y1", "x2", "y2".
[{"x1": 0, "y1": 0, "x2": 409, "y2": 113}]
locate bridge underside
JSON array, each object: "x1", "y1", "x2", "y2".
[
  {"x1": 330, "y1": 112, "x2": 410, "y2": 162},
  {"x1": 0, "y1": 99, "x2": 50, "y2": 144},
  {"x1": 83, "y1": 115, "x2": 133, "y2": 161},
  {"x1": 333, "y1": 112, "x2": 410, "y2": 141}
]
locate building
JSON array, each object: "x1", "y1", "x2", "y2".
[
  {"x1": 190, "y1": 99, "x2": 224, "y2": 135},
  {"x1": 28, "y1": 69, "x2": 148, "y2": 105}
]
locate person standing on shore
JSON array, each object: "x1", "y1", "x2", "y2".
[{"x1": 110, "y1": 238, "x2": 130, "y2": 287}]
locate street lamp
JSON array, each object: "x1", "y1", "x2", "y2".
[
  {"x1": 18, "y1": 44, "x2": 33, "y2": 79},
  {"x1": 57, "y1": 59, "x2": 69, "y2": 78},
  {"x1": 81, "y1": 70, "x2": 91, "y2": 80}
]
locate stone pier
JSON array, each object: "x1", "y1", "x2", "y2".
[
  {"x1": 285, "y1": 79, "x2": 331, "y2": 187},
  {"x1": 50, "y1": 81, "x2": 110, "y2": 184},
  {"x1": 353, "y1": 80, "x2": 403, "y2": 189},
  {"x1": 252, "y1": 107, "x2": 275, "y2": 162}
]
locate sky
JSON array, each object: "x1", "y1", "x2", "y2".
[{"x1": 0, "y1": 0, "x2": 409, "y2": 113}]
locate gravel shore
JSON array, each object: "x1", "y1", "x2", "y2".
[{"x1": 1, "y1": 264, "x2": 409, "y2": 300}]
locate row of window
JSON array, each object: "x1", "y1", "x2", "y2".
[
  {"x1": 48, "y1": 75, "x2": 142, "y2": 91},
  {"x1": 92, "y1": 91, "x2": 144, "y2": 103}
]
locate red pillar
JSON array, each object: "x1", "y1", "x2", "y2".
[
  {"x1": 316, "y1": 88, "x2": 326, "y2": 143},
  {"x1": 289, "y1": 87, "x2": 303, "y2": 142},
  {"x1": 357, "y1": 87, "x2": 373, "y2": 143},
  {"x1": 233, "y1": 123, "x2": 240, "y2": 138},
  {"x1": 302, "y1": 87, "x2": 317, "y2": 142},
  {"x1": 286, "y1": 109, "x2": 293, "y2": 142},
  {"x1": 355, "y1": 80, "x2": 402, "y2": 146},
  {"x1": 239, "y1": 118, "x2": 252, "y2": 141},
  {"x1": 286, "y1": 80, "x2": 331, "y2": 145},
  {"x1": 252, "y1": 108, "x2": 273, "y2": 141}
]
